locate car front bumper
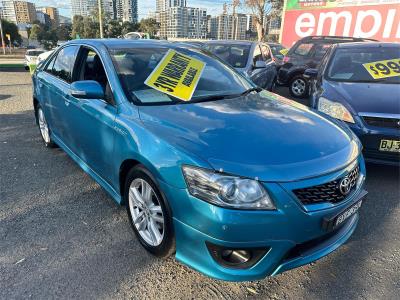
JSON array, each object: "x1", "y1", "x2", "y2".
[
  {"x1": 160, "y1": 156, "x2": 367, "y2": 281},
  {"x1": 349, "y1": 124, "x2": 400, "y2": 166}
]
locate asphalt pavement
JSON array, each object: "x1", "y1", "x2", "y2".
[{"x1": 1, "y1": 71, "x2": 399, "y2": 300}]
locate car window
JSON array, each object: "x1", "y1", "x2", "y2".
[
  {"x1": 75, "y1": 48, "x2": 114, "y2": 105},
  {"x1": 261, "y1": 45, "x2": 271, "y2": 61},
  {"x1": 109, "y1": 47, "x2": 253, "y2": 105},
  {"x1": 268, "y1": 44, "x2": 285, "y2": 59},
  {"x1": 313, "y1": 43, "x2": 332, "y2": 60},
  {"x1": 204, "y1": 44, "x2": 250, "y2": 68},
  {"x1": 253, "y1": 45, "x2": 263, "y2": 64},
  {"x1": 51, "y1": 46, "x2": 79, "y2": 83},
  {"x1": 327, "y1": 46, "x2": 400, "y2": 83},
  {"x1": 294, "y1": 43, "x2": 313, "y2": 56}
]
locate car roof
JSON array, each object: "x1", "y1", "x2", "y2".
[
  {"x1": 204, "y1": 40, "x2": 254, "y2": 45},
  {"x1": 299, "y1": 36, "x2": 377, "y2": 42},
  {"x1": 336, "y1": 42, "x2": 399, "y2": 48},
  {"x1": 63, "y1": 39, "x2": 172, "y2": 49}
]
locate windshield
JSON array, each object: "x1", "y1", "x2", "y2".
[
  {"x1": 27, "y1": 50, "x2": 45, "y2": 56},
  {"x1": 327, "y1": 46, "x2": 400, "y2": 83},
  {"x1": 203, "y1": 44, "x2": 251, "y2": 68},
  {"x1": 269, "y1": 44, "x2": 285, "y2": 59},
  {"x1": 110, "y1": 47, "x2": 253, "y2": 104}
]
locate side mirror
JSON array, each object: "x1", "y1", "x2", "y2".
[
  {"x1": 304, "y1": 68, "x2": 319, "y2": 78},
  {"x1": 70, "y1": 80, "x2": 104, "y2": 99},
  {"x1": 254, "y1": 60, "x2": 267, "y2": 69}
]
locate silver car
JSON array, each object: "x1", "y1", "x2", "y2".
[{"x1": 24, "y1": 49, "x2": 46, "y2": 70}]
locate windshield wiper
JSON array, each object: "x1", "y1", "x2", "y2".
[
  {"x1": 241, "y1": 87, "x2": 262, "y2": 96},
  {"x1": 189, "y1": 93, "x2": 241, "y2": 103}
]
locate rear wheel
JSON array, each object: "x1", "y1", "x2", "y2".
[
  {"x1": 37, "y1": 106, "x2": 55, "y2": 148},
  {"x1": 289, "y1": 75, "x2": 309, "y2": 98},
  {"x1": 125, "y1": 165, "x2": 175, "y2": 257}
]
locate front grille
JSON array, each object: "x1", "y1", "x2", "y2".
[
  {"x1": 363, "y1": 116, "x2": 400, "y2": 129},
  {"x1": 293, "y1": 165, "x2": 360, "y2": 205}
]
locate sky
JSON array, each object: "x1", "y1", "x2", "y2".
[{"x1": 28, "y1": 0, "x2": 243, "y2": 19}]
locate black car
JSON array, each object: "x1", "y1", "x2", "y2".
[
  {"x1": 204, "y1": 40, "x2": 277, "y2": 91},
  {"x1": 277, "y1": 36, "x2": 375, "y2": 98}
]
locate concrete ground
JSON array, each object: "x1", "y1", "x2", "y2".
[{"x1": 0, "y1": 71, "x2": 399, "y2": 299}]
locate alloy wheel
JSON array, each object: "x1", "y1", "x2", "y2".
[
  {"x1": 291, "y1": 78, "x2": 306, "y2": 96},
  {"x1": 128, "y1": 178, "x2": 165, "y2": 246},
  {"x1": 38, "y1": 108, "x2": 50, "y2": 144}
]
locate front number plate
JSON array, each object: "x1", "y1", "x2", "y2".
[
  {"x1": 379, "y1": 139, "x2": 400, "y2": 152},
  {"x1": 322, "y1": 190, "x2": 366, "y2": 232}
]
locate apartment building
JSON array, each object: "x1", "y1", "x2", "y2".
[
  {"x1": 37, "y1": 7, "x2": 60, "y2": 27},
  {"x1": 1, "y1": 0, "x2": 36, "y2": 24},
  {"x1": 208, "y1": 13, "x2": 247, "y2": 40}
]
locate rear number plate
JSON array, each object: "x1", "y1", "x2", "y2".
[{"x1": 379, "y1": 139, "x2": 400, "y2": 152}]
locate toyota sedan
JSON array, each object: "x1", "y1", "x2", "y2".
[{"x1": 32, "y1": 39, "x2": 367, "y2": 281}]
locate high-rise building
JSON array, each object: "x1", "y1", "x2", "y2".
[
  {"x1": 158, "y1": 0, "x2": 207, "y2": 39},
  {"x1": 36, "y1": 10, "x2": 51, "y2": 26},
  {"x1": 215, "y1": 13, "x2": 247, "y2": 40},
  {"x1": 1, "y1": 1, "x2": 16, "y2": 23},
  {"x1": 37, "y1": 7, "x2": 60, "y2": 27},
  {"x1": 71, "y1": 0, "x2": 97, "y2": 17},
  {"x1": 71, "y1": 0, "x2": 137, "y2": 23},
  {"x1": 1, "y1": 1, "x2": 37, "y2": 24}
]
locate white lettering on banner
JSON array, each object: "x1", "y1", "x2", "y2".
[
  {"x1": 354, "y1": 10, "x2": 382, "y2": 38},
  {"x1": 295, "y1": 13, "x2": 315, "y2": 37},
  {"x1": 383, "y1": 9, "x2": 396, "y2": 38},
  {"x1": 317, "y1": 11, "x2": 352, "y2": 36},
  {"x1": 293, "y1": 8, "x2": 399, "y2": 40}
]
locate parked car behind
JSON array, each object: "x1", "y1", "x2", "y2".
[
  {"x1": 32, "y1": 39, "x2": 367, "y2": 281},
  {"x1": 24, "y1": 49, "x2": 45, "y2": 70},
  {"x1": 204, "y1": 40, "x2": 277, "y2": 91},
  {"x1": 278, "y1": 36, "x2": 375, "y2": 98},
  {"x1": 265, "y1": 42, "x2": 287, "y2": 67},
  {"x1": 307, "y1": 42, "x2": 400, "y2": 166}
]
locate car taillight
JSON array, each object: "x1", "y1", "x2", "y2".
[{"x1": 283, "y1": 56, "x2": 290, "y2": 63}]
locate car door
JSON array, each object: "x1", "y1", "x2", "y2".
[
  {"x1": 65, "y1": 47, "x2": 117, "y2": 183},
  {"x1": 248, "y1": 44, "x2": 276, "y2": 89},
  {"x1": 247, "y1": 44, "x2": 266, "y2": 87},
  {"x1": 37, "y1": 46, "x2": 80, "y2": 142}
]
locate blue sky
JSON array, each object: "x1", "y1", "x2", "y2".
[{"x1": 29, "y1": 0, "x2": 241, "y2": 18}]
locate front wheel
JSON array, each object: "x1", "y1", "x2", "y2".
[
  {"x1": 36, "y1": 106, "x2": 56, "y2": 148},
  {"x1": 125, "y1": 165, "x2": 175, "y2": 257},
  {"x1": 289, "y1": 75, "x2": 309, "y2": 98}
]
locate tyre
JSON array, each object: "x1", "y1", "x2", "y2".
[
  {"x1": 289, "y1": 75, "x2": 309, "y2": 98},
  {"x1": 36, "y1": 105, "x2": 56, "y2": 148},
  {"x1": 125, "y1": 165, "x2": 175, "y2": 257}
]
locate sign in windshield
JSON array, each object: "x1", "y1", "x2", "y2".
[
  {"x1": 363, "y1": 58, "x2": 400, "y2": 80},
  {"x1": 144, "y1": 49, "x2": 205, "y2": 101}
]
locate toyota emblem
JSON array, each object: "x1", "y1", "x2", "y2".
[{"x1": 339, "y1": 176, "x2": 352, "y2": 195}]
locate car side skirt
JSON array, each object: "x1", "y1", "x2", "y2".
[{"x1": 52, "y1": 133, "x2": 122, "y2": 205}]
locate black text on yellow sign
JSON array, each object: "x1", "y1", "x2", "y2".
[
  {"x1": 144, "y1": 49, "x2": 206, "y2": 101},
  {"x1": 363, "y1": 58, "x2": 400, "y2": 80}
]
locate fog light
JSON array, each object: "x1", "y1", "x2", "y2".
[
  {"x1": 206, "y1": 242, "x2": 269, "y2": 269},
  {"x1": 221, "y1": 249, "x2": 251, "y2": 264}
]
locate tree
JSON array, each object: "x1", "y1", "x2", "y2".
[
  {"x1": 121, "y1": 21, "x2": 139, "y2": 36},
  {"x1": 29, "y1": 24, "x2": 42, "y2": 40},
  {"x1": 1, "y1": 19, "x2": 22, "y2": 45},
  {"x1": 72, "y1": 15, "x2": 98, "y2": 39},
  {"x1": 138, "y1": 18, "x2": 159, "y2": 38},
  {"x1": 57, "y1": 24, "x2": 72, "y2": 41},
  {"x1": 106, "y1": 20, "x2": 122, "y2": 38},
  {"x1": 244, "y1": 0, "x2": 283, "y2": 41}
]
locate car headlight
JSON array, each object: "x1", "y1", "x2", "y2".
[
  {"x1": 318, "y1": 97, "x2": 355, "y2": 123},
  {"x1": 182, "y1": 165, "x2": 275, "y2": 210}
]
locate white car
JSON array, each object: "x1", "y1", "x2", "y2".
[
  {"x1": 24, "y1": 49, "x2": 46, "y2": 70},
  {"x1": 36, "y1": 50, "x2": 54, "y2": 65}
]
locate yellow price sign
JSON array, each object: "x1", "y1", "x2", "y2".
[
  {"x1": 280, "y1": 48, "x2": 289, "y2": 55},
  {"x1": 6, "y1": 34, "x2": 11, "y2": 41},
  {"x1": 144, "y1": 49, "x2": 206, "y2": 101},
  {"x1": 363, "y1": 58, "x2": 400, "y2": 80}
]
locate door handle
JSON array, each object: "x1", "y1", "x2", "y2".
[{"x1": 38, "y1": 81, "x2": 43, "y2": 88}]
